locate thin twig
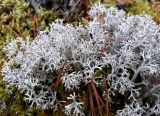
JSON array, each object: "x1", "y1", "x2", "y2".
[
  {"x1": 90, "y1": 79, "x2": 103, "y2": 116},
  {"x1": 88, "y1": 84, "x2": 96, "y2": 116},
  {"x1": 54, "y1": 60, "x2": 67, "y2": 90}
]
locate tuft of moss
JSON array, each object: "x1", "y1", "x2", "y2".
[
  {"x1": 102, "y1": 0, "x2": 160, "y2": 23},
  {"x1": 127, "y1": 0, "x2": 160, "y2": 23},
  {"x1": 0, "y1": 0, "x2": 57, "y2": 50}
]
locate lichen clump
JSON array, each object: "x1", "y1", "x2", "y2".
[
  {"x1": 0, "y1": 0, "x2": 57, "y2": 115},
  {"x1": 2, "y1": 3, "x2": 160, "y2": 115}
]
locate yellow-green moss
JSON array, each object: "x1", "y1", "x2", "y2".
[
  {"x1": 0, "y1": 0, "x2": 57, "y2": 50},
  {"x1": 127, "y1": 0, "x2": 160, "y2": 22},
  {"x1": 103, "y1": 0, "x2": 160, "y2": 23}
]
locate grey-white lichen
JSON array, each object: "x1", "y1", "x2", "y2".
[{"x1": 1, "y1": 3, "x2": 160, "y2": 115}]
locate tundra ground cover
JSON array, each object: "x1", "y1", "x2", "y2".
[{"x1": 1, "y1": 3, "x2": 160, "y2": 115}]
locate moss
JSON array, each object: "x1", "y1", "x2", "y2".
[
  {"x1": 0, "y1": 0, "x2": 57, "y2": 50},
  {"x1": 102, "y1": 0, "x2": 160, "y2": 23},
  {"x1": 127, "y1": 0, "x2": 160, "y2": 22}
]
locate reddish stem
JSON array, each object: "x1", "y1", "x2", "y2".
[
  {"x1": 88, "y1": 84, "x2": 96, "y2": 116},
  {"x1": 33, "y1": 14, "x2": 39, "y2": 38},
  {"x1": 90, "y1": 79, "x2": 103, "y2": 116},
  {"x1": 54, "y1": 60, "x2": 67, "y2": 90}
]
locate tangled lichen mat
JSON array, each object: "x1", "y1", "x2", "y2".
[{"x1": 2, "y1": 3, "x2": 160, "y2": 115}]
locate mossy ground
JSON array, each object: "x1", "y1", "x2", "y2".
[{"x1": 103, "y1": 0, "x2": 160, "y2": 23}]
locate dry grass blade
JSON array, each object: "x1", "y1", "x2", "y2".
[
  {"x1": 54, "y1": 60, "x2": 67, "y2": 90},
  {"x1": 103, "y1": 77, "x2": 109, "y2": 116},
  {"x1": 101, "y1": 14, "x2": 105, "y2": 32},
  {"x1": 105, "y1": 87, "x2": 109, "y2": 116},
  {"x1": 87, "y1": 84, "x2": 96, "y2": 116},
  {"x1": 12, "y1": 27, "x2": 22, "y2": 37},
  {"x1": 33, "y1": 14, "x2": 39, "y2": 38},
  {"x1": 90, "y1": 79, "x2": 103, "y2": 116},
  {"x1": 6, "y1": 26, "x2": 22, "y2": 37}
]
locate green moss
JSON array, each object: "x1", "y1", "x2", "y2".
[
  {"x1": 102, "y1": 0, "x2": 160, "y2": 23},
  {"x1": 0, "y1": 0, "x2": 57, "y2": 50},
  {"x1": 127, "y1": 0, "x2": 160, "y2": 22}
]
